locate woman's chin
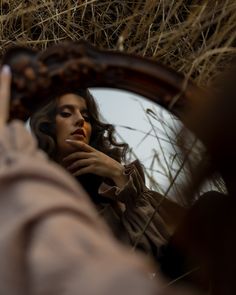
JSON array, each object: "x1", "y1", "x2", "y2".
[{"x1": 71, "y1": 134, "x2": 85, "y2": 141}]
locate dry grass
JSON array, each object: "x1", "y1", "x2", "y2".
[{"x1": 0, "y1": 0, "x2": 235, "y2": 86}]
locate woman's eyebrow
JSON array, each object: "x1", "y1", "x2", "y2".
[
  {"x1": 57, "y1": 104, "x2": 88, "y2": 113},
  {"x1": 57, "y1": 104, "x2": 74, "y2": 111}
]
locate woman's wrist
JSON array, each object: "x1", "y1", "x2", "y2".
[{"x1": 111, "y1": 164, "x2": 128, "y2": 188}]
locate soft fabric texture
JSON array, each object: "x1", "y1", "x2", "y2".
[
  {"x1": 0, "y1": 121, "x2": 158, "y2": 295},
  {"x1": 96, "y1": 160, "x2": 186, "y2": 260}
]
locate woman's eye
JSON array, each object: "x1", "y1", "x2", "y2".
[
  {"x1": 83, "y1": 115, "x2": 90, "y2": 122},
  {"x1": 60, "y1": 111, "x2": 71, "y2": 118}
]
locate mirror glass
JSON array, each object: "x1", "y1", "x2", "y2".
[
  {"x1": 26, "y1": 87, "x2": 225, "y2": 206},
  {"x1": 90, "y1": 88, "x2": 225, "y2": 206}
]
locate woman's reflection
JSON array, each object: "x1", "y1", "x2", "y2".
[{"x1": 30, "y1": 89, "x2": 185, "y2": 262}]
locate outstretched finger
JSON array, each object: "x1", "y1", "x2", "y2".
[
  {"x1": 0, "y1": 65, "x2": 11, "y2": 127},
  {"x1": 65, "y1": 139, "x2": 95, "y2": 152}
]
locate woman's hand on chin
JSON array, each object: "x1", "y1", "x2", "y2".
[
  {"x1": 0, "y1": 65, "x2": 11, "y2": 129},
  {"x1": 63, "y1": 139, "x2": 128, "y2": 188}
]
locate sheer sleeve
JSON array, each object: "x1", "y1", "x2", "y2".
[{"x1": 98, "y1": 160, "x2": 186, "y2": 260}]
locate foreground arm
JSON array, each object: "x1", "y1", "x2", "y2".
[
  {"x1": 0, "y1": 67, "x2": 158, "y2": 295},
  {"x1": 0, "y1": 121, "x2": 159, "y2": 295}
]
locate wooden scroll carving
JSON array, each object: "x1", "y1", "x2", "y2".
[{"x1": 2, "y1": 40, "x2": 198, "y2": 122}]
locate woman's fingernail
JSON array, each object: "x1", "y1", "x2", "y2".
[
  {"x1": 2, "y1": 65, "x2": 11, "y2": 75},
  {"x1": 65, "y1": 139, "x2": 73, "y2": 142}
]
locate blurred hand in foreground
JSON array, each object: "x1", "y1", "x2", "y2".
[{"x1": 0, "y1": 65, "x2": 11, "y2": 129}]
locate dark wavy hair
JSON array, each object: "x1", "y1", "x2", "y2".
[{"x1": 30, "y1": 89, "x2": 129, "y2": 163}]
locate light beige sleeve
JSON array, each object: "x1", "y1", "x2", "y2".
[
  {"x1": 28, "y1": 213, "x2": 158, "y2": 295},
  {"x1": 0, "y1": 121, "x2": 157, "y2": 295}
]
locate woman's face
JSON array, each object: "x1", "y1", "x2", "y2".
[{"x1": 55, "y1": 93, "x2": 92, "y2": 158}]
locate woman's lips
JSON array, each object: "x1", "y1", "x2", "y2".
[
  {"x1": 70, "y1": 129, "x2": 86, "y2": 140},
  {"x1": 71, "y1": 129, "x2": 85, "y2": 136},
  {"x1": 71, "y1": 133, "x2": 85, "y2": 140}
]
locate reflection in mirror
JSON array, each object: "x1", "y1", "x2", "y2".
[{"x1": 91, "y1": 88, "x2": 226, "y2": 207}]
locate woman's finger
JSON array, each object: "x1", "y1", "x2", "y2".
[
  {"x1": 65, "y1": 139, "x2": 95, "y2": 152},
  {"x1": 63, "y1": 151, "x2": 91, "y2": 163},
  {"x1": 67, "y1": 158, "x2": 94, "y2": 171},
  {"x1": 0, "y1": 65, "x2": 11, "y2": 127},
  {"x1": 73, "y1": 165, "x2": 94, "y2": 177}
]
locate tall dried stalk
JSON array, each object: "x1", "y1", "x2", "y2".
[{"x1": 0, "y1": 0, "x2": 235, "y2": 86}]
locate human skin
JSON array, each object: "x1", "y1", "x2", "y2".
[
  {"x1": 55, "y1": 93, "x2": 92, "y2": 157},
  {"x1": 0, "y1": 65, "x2": 11, "y2": 128},
  {"x1": 55, "y1": 93, "x2": 128, "y2": 188}
]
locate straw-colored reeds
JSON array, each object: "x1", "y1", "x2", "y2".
[{"x1": 0, "y1": 0, "x2": 235, "y2": 86}]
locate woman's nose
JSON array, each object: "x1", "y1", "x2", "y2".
[{"x1": 74, "y1": 114, "x2": 84, "y2": 126}]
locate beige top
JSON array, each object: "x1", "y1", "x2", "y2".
[
  {"x1": 0, "y1": 121, "x2": 158, "y2": 295},
  {"x1": 0, "y1": 121, "x2": 201, "y2": 295}
]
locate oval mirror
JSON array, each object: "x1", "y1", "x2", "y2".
[{"x1": 90, "y1": 88, "x2": 224, "y2": 207}]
